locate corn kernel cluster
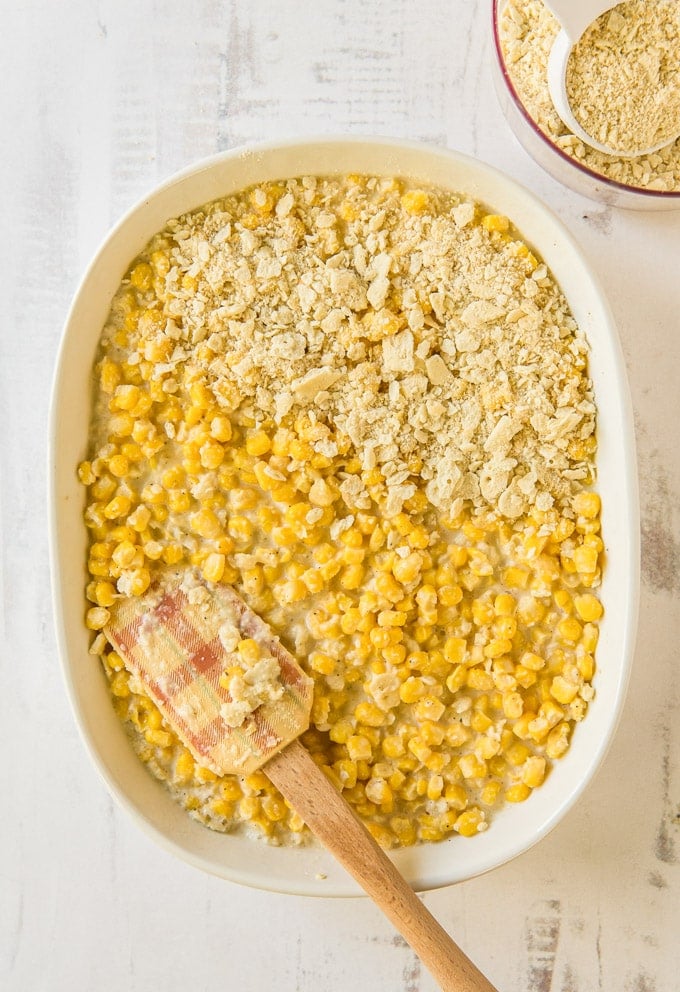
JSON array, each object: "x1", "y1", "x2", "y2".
[{"x1": 81, "y1": 176, "x2": 603, "y2": 848}]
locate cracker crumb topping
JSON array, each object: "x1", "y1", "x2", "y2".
[{"x1": 133, "y1": 175, "x2": 594, "y2": 524}]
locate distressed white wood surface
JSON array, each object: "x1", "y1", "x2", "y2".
[{"x1": 1, "y1": 1, "x2": 679, "y2": 990}]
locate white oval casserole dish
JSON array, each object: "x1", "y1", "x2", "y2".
[{"x1": 49, "y1": 137, "x2": 639, "y2": 896}]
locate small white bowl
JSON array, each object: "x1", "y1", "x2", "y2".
[
  {"x1": 491, "y1": 0, "x2": 680, "y2": 211},
  {"x1": 49, "y1": 137, "x2": 639, "y2": 895}
]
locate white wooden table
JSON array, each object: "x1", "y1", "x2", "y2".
[{"x1": 2, "y1": 2, "x2": 679, "y2": 989}]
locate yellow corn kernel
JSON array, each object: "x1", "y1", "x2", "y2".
[
  {"x1": 504, "y1": 741, "x2": 531, "y2": 767},
  {"x1": 401, "y1": 189, "x2": 429, "y2": 214},
  {"x1": 87, "y1": 560, "x2": 109, "y2": 578},
  {"x1": 91, "y1": 476, "x2": 117, "y2": 502},
  {"x1": 466, "y1": 668, "x2": 495, "y2": 691},
  {"x1": 209, "y1": 799, "x2": 234, "y2": 819},
  {"x1": 379, "y1": 734, "x2": 404, "y2": 759},
  {"x1": 94, "y1": 581, "x2": 117, "y2": 608},
  {"x1": 202, "y1": 552, "x2": 226, "y2": 583},
  {"x1": 505, "y1": 783, "x2": 531, "y2": 803},
  {"x1": 227, "y1": 515, "x2": 253, "y2": 542},
  {"x1": 408, "y1": 738, "x2": 432, "y2": 764},
  {"x1": 550, "y1": 676, "x2": 579, "y2": 705},
  {"x1": 347, "y1": 735, "x2": 372, "y2": 761},
  {"x1": 443, "y1": 636, "x2": 466, "y2": 666},
  {"x1": 167, "y1": 490, "x2": 191, "y2": 514},
  {"x1": 577, "y1": 652, "x2": 595, "y2": 681},
  {"x1": 124, "y1": 568, "x2": 151, "y2": 596},
  {"x1": 333, "y1": 759, "x2": 358, "y2": 790},
  {"x1": 112, "y1": 540, "x2": 137, "y2": 568},
  {"x1": 469, "y1": 709, "x2": 492, "y2": 734},
  {"x1": 459, "y1": 753, "x2": 487, "y2": 779},
  {"x1": 437, "y1": 584, "x2": 462, "y2": 608},
  {"x1": 582, "y1": 623, "x2": 599, "y2": 652},
  {"x1": 445, "y1": 723, "x2": 470, "y2": 748},
  {"x1": 260, "y1": 795, "x2": 286, "y2": 822},
  {"x1": 365, "y1": 778, "x2": 393, "y2": 806},
  {"x1": 145, "y1": 727, "x2": 172, "y2": 748},
  {"x1": 375, "y1": 572, "x2": 403, "y2": 602},
  {"x1": 522, "y1": 756, "x2": 546, "y2": 788},
  {"x1": 546, "y1": 722, "x2": 571, "y2": 759},
  {"x1": 521, "y1": 651, "x2": 546, "y2": 672},
  {"x1": 86, "y1": 606, "x2": 110, "y2": 630},
  {"x1": 109, "y1": 412, "x2": 135, "y2": 438},
  {"x1": 99, "y1": 359, "x2": 121, "y2": 393},
  {"x1": 400, "y1": 677, "x2": 427, "y2": 704},
  {"x1": 552, "y1": 517, "x2": 577, "y2": 543},
  {"x1": 482, "y1": 213, "x2": 509, "y2": 233},
  {"x1": 108, "y1": 454, "x2": 130, "y2": 479},
  {"x1": 339, "y1": 564, "x2": 364, "y2": 591},
  {"x1": 502, "y1": 691, "x2": 524, "y2": 720},
  {"x1": 174, "y1": 750, "x2": 195, "y2": 784},
  {"x1": 208, "y1": 415, "x2": 232, "y2": 443},
  {"x1": 440, "y1": 785, "x2": 465, "y2": 812},
  {"x1": 199, "y1": 440, "x2": 225, "y2": 470},
  {"x1": 494, "y1": 593, "x2": 516, "y2": 617},
  {"x1": 496, "y1": 616, "x2": 518, "y2": 640},
  {"x1": 392, "y1": 552, "x2": 422, "y2": 585},
  {"x1": 573, "y1": 491, "x2": 601, "y2": 518},
  {"x1": 104, "y1": 494, "x2": 132, "y2": 520},
  {"x1": 554, "y1": 588, "x2": 572, "y2": 612},
  {"x1": 276, "y1": 578, "x2": 307, "y2": 605},
  {"x1": 445, "y1": 666, "x2": 467, "y2": 694},
  {"x1": 377, "y1": 609, "x2": 407, "y2": 628},
  {"x1": 389, "y1": 816, "x2": 417, "y2": 845},
  {"x1": 143, "y1": 540, "x2": 163, "y2": 560},
  {"x1": 190, "y1": 507, "x2": 221, "y2": 540},
  {"x1": 355, "y1": 701, "x2": 386, "y2": 727},
  {"x1": 106, "y1": 650, "x2": 124, "y2": 672},
  {"x1": 162, "y1": 544, "x2": 184, "y2": 565},
  {"x1": 246, "y1": 431, "x2": 271, "y2": 456},
  {"x1": 425, "y1": 774, "x2": 443, "y2": 801},
  {"x1": 572, "y1": 545, "x2": 598, "y2": 574},
  {"x1": 574, "y1": 594, "x2": 603, "y2": 622},
  {"x1": 538, "y1": 699, "x2": 564, "y2": 729},
  {"x1": 112, "y1": 384, "x2": 140, "y2": 412},
  {"x1": 77, "y1": 460, "x2": 96, "y2": 486},
  {"x1": 502, "y1": 566, "x2": 530, "y2": 589},
  {"x1": 214, "y1": 780, "x2": 242, "y2": 805},
  {"x1": 481, "y1": 781, "x2": 501, "y2": 806},
  {"x1": 484, "y1": 637, "x2": 512, "y2": 659},
  {"x1": 516, "y1": 596, "x2": 546, "y2": 625},
  {"x1": 558, "y1": 617, "x2": 583, "y2": 642},
  {"x1": 408, "y1": 526, "x2": 430, "y2": 550},
  {"x1": 127, "y1": 505, "x2": 151, "y2": 532},
  {"x1": 109, "y1": 670, "x2": 130, "y2": 697},
  {"x1": 413, "y1": 696, "x2": 446, "y2": 723},
  {"x1": 309, "y1": 652, "x2": 335, "y2": 676},
  {"x1": 487, "y1": 755, "x2": 506, "y2": 778}
]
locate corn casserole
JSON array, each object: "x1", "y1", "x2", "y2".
[{"x1": 79, "y1": 174, "x2": 603, "y2": 848}]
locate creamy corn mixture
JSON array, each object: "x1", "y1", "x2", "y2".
[{"x1": 80, "y1": 174, "x2": 603, "y2": 848}]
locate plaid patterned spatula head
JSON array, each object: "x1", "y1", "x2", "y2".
[{"x1": 104, "y1": 568, "x2": 314, "y2": 776}]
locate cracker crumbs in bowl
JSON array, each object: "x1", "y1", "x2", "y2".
[
  {"x1": 79, "y1": 172, "x2": 605, "y2": 850},
  {"x1": 492, "y1": 0, "x2": 680, "y2": 209}
]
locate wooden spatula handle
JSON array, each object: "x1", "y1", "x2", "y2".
[{"x1": 266, "y1": 739, "x2": 498, "y2": 992}]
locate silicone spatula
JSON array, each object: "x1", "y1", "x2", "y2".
[{"x1": 105, "y1": 567, "x2": 498, "y2": 992}]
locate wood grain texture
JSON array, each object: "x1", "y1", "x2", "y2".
[
  {"x1": 1, "y1": 1, "x2": 679, "y2": 990},
  {"x1": 267, "y1": 741, "x2": 498, "y2": 992}
]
